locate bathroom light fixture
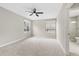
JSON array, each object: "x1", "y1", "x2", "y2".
[{"x1": 71, "y1": 21, "x2": 76, "y2": 23}]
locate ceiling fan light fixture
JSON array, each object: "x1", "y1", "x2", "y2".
[{"x1": 25, "y1": 8, "x2": 44, "y2": 17}]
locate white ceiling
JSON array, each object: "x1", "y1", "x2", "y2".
[
  {"x1": 69, "y1": 3, "x2": 79, "y2": 17},
  {"x1": 0, "y1": 3, "x2": 63, "y2": 20}
]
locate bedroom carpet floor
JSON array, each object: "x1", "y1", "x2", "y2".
[{"x1": 0, "y1": 37, "x2": 65, "y2": 56}]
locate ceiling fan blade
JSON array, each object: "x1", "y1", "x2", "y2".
[
  {"x1": 36, "y1": 12, "x2": 43, "y2": 14},
  {"x1": 36, "y1": 13, "x2": 39, "y2": 17}
]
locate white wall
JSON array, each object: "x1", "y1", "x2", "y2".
[
  {"x1": 0, "y1": 7, "x2": 32, "y2": 46},
  {"x1": 57, "y1": 4, "x2": 72, "y2": 55},
  {"x1": 32, "y1": 19, "x2": 56, "y2": 39}
]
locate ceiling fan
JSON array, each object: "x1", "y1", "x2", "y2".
[{"x1": 25, "y1": 8, "x2": 44, "y2": 17}]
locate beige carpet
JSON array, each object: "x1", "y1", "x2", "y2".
[{"x1": 0, "y1": 37, "x2": 65, "y2": 56}]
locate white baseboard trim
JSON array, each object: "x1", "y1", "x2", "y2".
[
  {"x1": 0, "y1": 36, "x2": 27, "y2": 48},
  {"x1": 57, "y1": 40, "x2": 66, "y2": 55}
]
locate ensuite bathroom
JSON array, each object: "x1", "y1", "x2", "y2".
[
  {"x1": 67, "y1": 3, "x2": 79, "y2": 55},
  {"x1": 69, "y1": 15, "x2": 79, "y2": 55},
  {"x1": 69, "y1": 16, "x2": 79, "y2": 43}
]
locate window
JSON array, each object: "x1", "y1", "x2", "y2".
[
  {"x1": 24, "y1": 20, "x2": 30, "y2": 33},
  {"x1": 45, "y1": 20, "x2": 56, "y2": 33}
]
